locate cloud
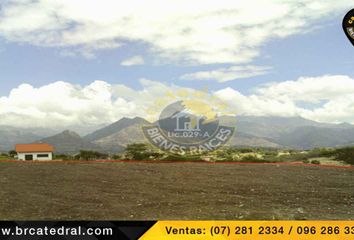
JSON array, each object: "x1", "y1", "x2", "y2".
[
  {"x1": 0, "y1": 79, "x2": 187, "y2": 128},
  {"x1": 0, "y1": 0, "x2": 351, "y2": 64},
  {"x1": 1, "y1": 75, "x2": 354, "y2": 129},
  {"x1": 59, "y1": 41, "x2": 122, "y2": 59},
  {"x1": 181, "y1": 65, "x2": 272, "y2": 82},
  {"x1": 254, "y1": 75, "x2": 354, "y2": 123},
  {"x1": 255, "y1": 75, "x2": 354, "y2": 103},
  {"x1": 120, "y1": 55, "x2": 145, "y2": 66},
  {"x1": 215, "y1": 75, "x2": 354, "y2": 124},
  {"x1": 0, "y1": 81, "x2": 137, "y2": 128}
]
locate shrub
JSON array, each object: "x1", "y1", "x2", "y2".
[
  {"x1": 264, "y1": 151, "x2": 278, "y2": 157},
  {"x1": 77, "y1": 150, "x2": 108, "y2": 161},
  {"x1": 54, "y1": 154, "x2": 72, "y2": 160},
  {"x1": 334, "y1": 147, "x2": 354, "y2": 165},
  {"x1": 308, "y1": 148, "x2": 335, "y2": 158},
  {"x1": 239, "y1": 148, "x2": 254, "y2": 153},
  {"x1": 302, "y1": 159, "x2": 310, "y2": 164},
  {"x1": 8, "y1": 150, "x2": 16, "y2": 157},
  {"x1": 111, "y1": 154, "x2": 122, "y2": 160},
  {"x1": 276, "y1": 153, "x2": 308, "y2": 162},
  {"x1": 311, "y1": 160, "x2": 321, "y2": 165},
  {"x1": 240, "y1": 155, "x2": 270, "y2": 163},
  {"x1": 161, "y1": 154, "x2": 203, "y2": 162}
]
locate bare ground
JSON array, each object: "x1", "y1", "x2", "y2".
[{"x1": 0, "y1": 162, "x2": 353, "y2": 220}]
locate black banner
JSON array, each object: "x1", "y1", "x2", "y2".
[{"x1": 0, "y1": 221, "x2": 156, "y2": 240}]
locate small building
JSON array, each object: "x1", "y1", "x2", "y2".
[{"x1": 15, "y1": 143, "x2": 54, "y2": 161}]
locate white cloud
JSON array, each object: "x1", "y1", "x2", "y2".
[
  {"x1": 1, "y1": 75, "x2": 354, "y2": 129},
  {"x1": 0, "y1": 79, "x2": 188, "y2": 128},
  {"x1": 0, "y1": 81, "x2": 137, "y2": 128},
  {"x1": 255, "y1": 75, "x2": 354, "y2": 103},
  {"x1": 0, "y1": 0, "x2": 351, "y2": 64},
  {"x1": 120, "y1": 55, "x2": 145, "y2": 66},
  {"x1": 215, "y1": 75, "x2": 354, "y2": 124},
  {"x1": 181, "y1": 65, "x2": 272, "y2": 82}
]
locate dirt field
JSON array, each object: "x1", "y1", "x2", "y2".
[{"x1": 0, "y1": 161, "x2": 353, "y2": 220}]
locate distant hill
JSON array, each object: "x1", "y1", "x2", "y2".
[
  {"x1": 0, "y1": 126, "x2": 56, "y2": 151},
  {"x1": 276, "y1": 125, "x2": 354, "y2": 149},
  {"x1": 38, "y1": 130, "x2": 101, "y2": 154},
  {"x1": 84, "y1": 117, "x2": 150, "y2": 142},
  {"x1": 85, "y1": 115, "x2": 354, "y2": 151},
  {"x1": 228, "y1": 132, "x2": 283, "y2": 148},
  {"x1": 86, "y1": 117, "x2": 152, "y2": 152},
  {"x1": 228, "y1": 116, "x2": 354, "y2": 149},
  {"x1": 234, "y1": 116, "x2": 342, "y2": 138},
  {"x1": 2, "y1": 116, "x2": 354, "y2": 153}
]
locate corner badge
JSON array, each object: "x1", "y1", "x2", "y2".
[{"x1": 343, "y1": 8, "x2": 354, "y2": 46}]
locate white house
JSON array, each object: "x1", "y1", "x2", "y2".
[{"x1": 15, "y1": 143, "x2": 54, "y2": 161}]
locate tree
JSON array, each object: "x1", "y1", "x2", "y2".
[
  {"x1": 126, "y1": 143, "x2": 150, "y2": 160},
  {"x1": 335, "y1": 147, "x2": 354, "y2": 165},
  {"x1": 8, "y1": 150, "x2": 16, "y2": 157},
  {"x1": 78, "y1": 150, "x2": 108, "y2": 161},
  {"x1": 111, "y1": 154, "x2": 122, "y2": 160}
]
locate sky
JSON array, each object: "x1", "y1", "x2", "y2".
[{"x1": 0, "y1": 0, "x2": 353, "y2": 129}]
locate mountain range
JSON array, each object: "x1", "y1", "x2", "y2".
[{"x1": 1, "y1": 116, "x2": 354, "y2": 153}]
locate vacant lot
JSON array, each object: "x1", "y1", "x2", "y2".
[{"x1": 0, "y1": 161, "x2": 353, "y2": 220}]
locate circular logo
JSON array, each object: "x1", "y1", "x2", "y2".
[
  {"x1": 343, "y1": 8, "x2": 354, "y2": 46},
  {"x1": 143, "y1": 99, "x2": 235, "y2": 155}
]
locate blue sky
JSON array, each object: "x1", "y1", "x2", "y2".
[
  {"x1": 0, "y1": 13, "x2": 353, "y2": 96},
  {"x1": 0, "y1": 0, "x2": 353, "y2": 128}
]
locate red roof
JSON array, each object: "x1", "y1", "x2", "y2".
[{"x1": 15, "y1": 143, "x2": 54, "y2": 153}]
